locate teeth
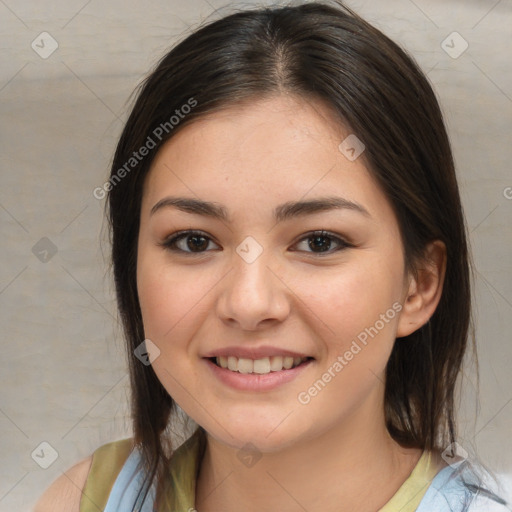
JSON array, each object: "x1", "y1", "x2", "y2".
[
  {"x1": 227, "y1": 356, "x2": 238, "y2": 371},
  {"x1": 253, "y1": 357, "x2": 270, "y2": 374},
  {"x1": 270, "y1": 356, "x2": 283, "y2": 371},
  {"x1": 238, "y1": 358, "x2": 253, "y2": 374},
  {"x1": 215, "y1": 355, "x2": 308, "y2": 374},
  {"x1": 283, "y1": 356, "x2": 294, "y2": 369}
]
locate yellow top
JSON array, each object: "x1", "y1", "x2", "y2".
[
  {"x1": 378, "y1": 449, "x2": 441, "y2": 511},
  {"x1": 80, "y1": 428, "x2": 440, "y2": 511},
  {"x1": 80, "y1": 437, "x2": 134, "y2": 512}
]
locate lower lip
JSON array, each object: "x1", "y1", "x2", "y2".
[{"x1": 204, "y1": 358, "x2": 314, "y2": 391}]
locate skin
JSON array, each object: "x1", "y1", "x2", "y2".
[
  {"x1": 135, "y1": 94, "x2": 447, "y2": 512},
  {"x1": 34, "y1": 94, "x2": 447, "y2": 511},
  {"x1": 33, "y1": 456, "x2": 91, "y2": 511}
]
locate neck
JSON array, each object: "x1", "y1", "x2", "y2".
[{"x1": 195, "y1": 390, "x2": 423, "y2": 512}]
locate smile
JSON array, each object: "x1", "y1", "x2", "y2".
[
  {"x1": 212, "y1": 355, "x2": 310, "y2": 374},
  {"x1": 205, "y1": 354, "x2": 314, "y2": 392}
]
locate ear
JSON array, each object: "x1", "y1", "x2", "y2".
[{"x1": 396, "y1": 240, "x2": 447, "y2": 338}]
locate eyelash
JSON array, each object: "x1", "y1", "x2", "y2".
[{"x1": 159, "y1": 230, "x2": 352, "y2": 256}]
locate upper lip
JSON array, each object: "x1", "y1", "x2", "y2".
[{"x1": 203, "y1": 345, "x2": 312, "y2": 360}]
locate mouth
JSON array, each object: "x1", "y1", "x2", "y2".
[{"x1": 208, "y1": 355, "x2": 314, "y2": 375}]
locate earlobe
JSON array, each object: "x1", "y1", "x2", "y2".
[{"x1": 396, "y1": 241, "x2": 447, "y2": 338}]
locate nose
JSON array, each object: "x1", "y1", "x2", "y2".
[{"x1": 215, "y1": 244, "x2": 291, "y2": 331}]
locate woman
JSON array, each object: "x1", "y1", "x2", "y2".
[{"x1": 35, "y1": 1, "x2": 510, "y2": 510}]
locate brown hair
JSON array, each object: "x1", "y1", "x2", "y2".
[{"x1": 106, "y1": 1, "x2": 473, "y2": 506}]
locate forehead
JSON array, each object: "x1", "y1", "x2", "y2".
[{"x1": 141, "y1": 95, "x2": 393, "y2": 225}]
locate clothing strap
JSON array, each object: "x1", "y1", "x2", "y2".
[
  {"x1": 80, "y1": 438, "x2": 134, "y2": 512},
  {"x1": 378, "y1": 450, "x2": 440, "y2": 511}
]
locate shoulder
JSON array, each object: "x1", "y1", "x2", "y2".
[
  {"x1": 417, "y1": 458, "x2": 511, "y2": 512},
  {"x1": 33, "y1": 455, "x2": 93, "y2": 512},
  {"x1": 33, "y1": 438, "x2": 135, "y2": 512}
]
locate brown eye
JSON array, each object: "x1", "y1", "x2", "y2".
[
  {"x1": 161, "y1": 231, "x2": 219, "y2": 253},
  {"x1": 308, "y1": 234, "x2": 334, "y2": 252},
  {"x1": 292, "y1": 231, "x2": 351, "y2": 254}
]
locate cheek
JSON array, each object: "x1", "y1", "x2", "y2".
[
  {"x1": 136, "y1": 257, "x2": 209, "y2": 403},
  {"x1": 137, "y1": 248, "x2": 193, "y2": 340},
  {"x1": 292, "y1": 255, "x2": 403, "y2": 360},
  {"x1": 291, "y1": 265, "x2": 403, "y2": 419},
  {"x1": 136, "y1": 248, "x2": 226, "y2": 356},
  {"x1": 137, "y1": 265, "x2": 173, "y2": 339}
]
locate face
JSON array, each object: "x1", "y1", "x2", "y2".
[{"x1": 136, "y1": 95, "x2": 411, "y2": 453}]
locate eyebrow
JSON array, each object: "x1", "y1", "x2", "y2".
[{"x1": 150, "y1": 195, "x2": 371, "y2": 222}]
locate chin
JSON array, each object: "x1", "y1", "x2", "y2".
[{"x1": 203, "y1": 410, "x2": 314, "y2": 453}]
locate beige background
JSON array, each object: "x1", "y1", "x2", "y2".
[{"x1": 0, "y1": 0, "x2": 511, "y2": 510}]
